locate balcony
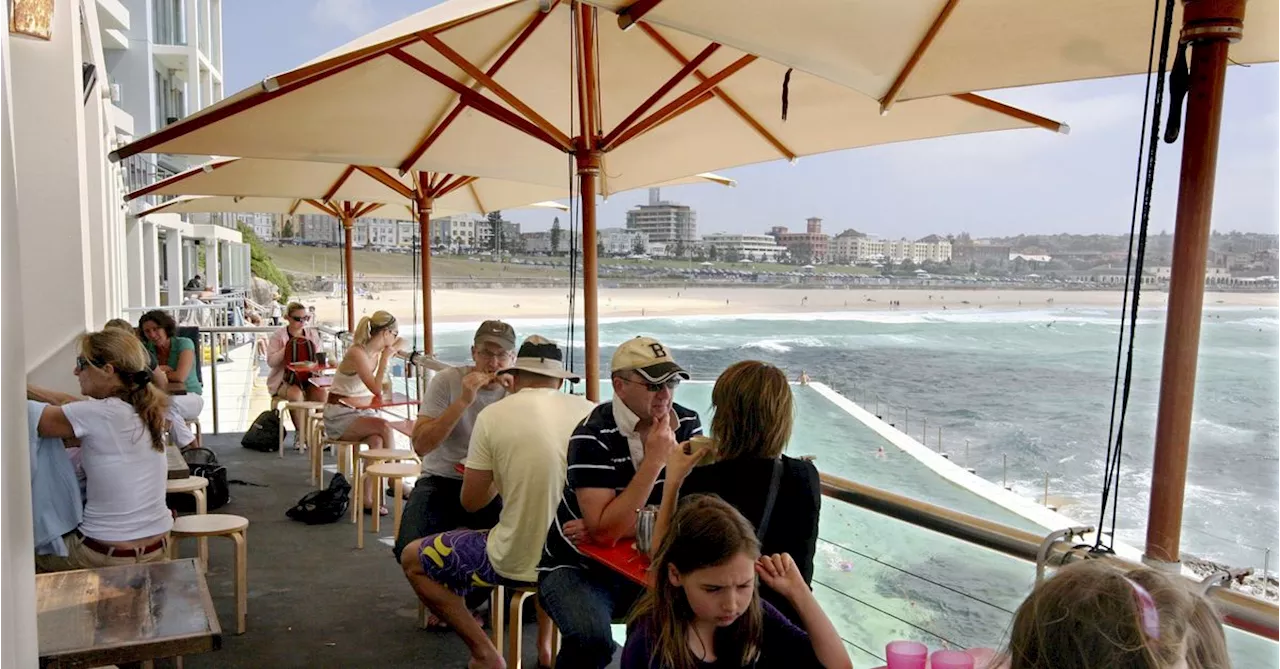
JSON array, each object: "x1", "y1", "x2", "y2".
[{"x1": 158, "y1": 328, "x2": 1277, "y2": 668}]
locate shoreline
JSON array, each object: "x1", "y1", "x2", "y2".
[{"x1": 293, "y1": 286, "x2": 1278, "y2": 326}]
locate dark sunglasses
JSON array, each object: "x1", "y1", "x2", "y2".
[
  {"x1": 290, "y1": 315, "x2": 310, "y2": 323},
  {"x1": 621, "y1": 376, "x2": 680, "y2": 393},
  {"x1": 75, "y1": 355, "x2": 103, "y2": 372}
]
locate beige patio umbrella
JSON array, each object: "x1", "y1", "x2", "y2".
[
  {"x1": 111, "y1": 0, "x2": 1068, "y2": 398},
  {"x1": 585, "y1": 0, "x2": 1277, "y2": 111},
  {"x1": 129, "y1": 156, "x2": 733, "y2": 340}
]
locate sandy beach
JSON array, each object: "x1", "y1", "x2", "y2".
[{"x1": 296, "y1": 286, "x2": 1278, "y2": 327}]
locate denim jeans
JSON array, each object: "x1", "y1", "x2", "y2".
[
  {"x1": 539, "y1": 566, "x2": 643, "y2": 669},
  {"x1": 392, "y1": 474, "x2": 501, "y2": 562}
]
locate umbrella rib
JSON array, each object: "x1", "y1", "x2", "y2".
[
  {"x1": 951, "y1": 93, "x2": 1068, "y2": 134},
  {"x1": 322, "y1": 166, "x2": 357, "y2": 202},
  {"x1": 617, "y1": 0, "x2": 666, "y2": 31},
  {"x1": 419, "y1": 32, "x2": 572, "y2": 150},
  {"x1": 355, "y1": 165, "x2": 416, "y2": 200},
  {"x1": 439, "y1": 175, "x2": 475, "y2": 197},
  {"x1": 397, "y1": 8, "x2": 558, "y2": 173},
  {"x1": 305, "y1": 199, "x2": 341, "y2": 218},
  {"x1": 353, "y1": 202, "x2": 384, "y2": 219},
  {"x1": 637, "y1": 24, "x2": 795, "y2": 161},
  {"x1": 124, "y1": 157, "x2": 235, "y2": 201},
  {"x1": 880, "y1": 0, "x2": 960, "y2": 114},
  {"x1": 389, "y1": 49, "x2": 572, "y2": 153},
  {"x1": 602, "y1": 55, "x2": 755, "y2": 152},
  {"x1": 601, "y1": 43, "x2": 720, "y2": 148}
]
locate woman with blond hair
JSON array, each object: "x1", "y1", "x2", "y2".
[
  {"x1": 323, "y1": 310, "x2": 402, "y2": 513},
  {"x1": 656, "y1": 360, "x2": 821, "y2": 623},
  {"x1": 29, "y1": 329, "x2": 174, "y2": 570}
]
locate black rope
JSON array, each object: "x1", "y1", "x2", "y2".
[
  {"x1": 1094, "y1": 0, "x2": 1177, "y2": 553},
  {"x1": 781, "y1": 68, "x2": 793, "y2": 121},
  {"x1": 565, "y1": 4, "x2": 579, "y2": 383}
]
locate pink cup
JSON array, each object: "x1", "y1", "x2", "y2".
[
  {"x1": 931, "y1": 649, "x2": 975, "y2": 669},
  {"x1": 885, "y1": 640, "x2": 928, "y2": 669}
]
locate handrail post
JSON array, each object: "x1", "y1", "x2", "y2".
[{"x1": 207, "y1": 331, "x2": 219, "y2": 434}]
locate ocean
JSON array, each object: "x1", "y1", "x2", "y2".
[{"x1": 409, "y1": 304, "x2": 1278, "y2": 660}]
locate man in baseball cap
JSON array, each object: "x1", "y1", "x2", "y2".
[
  {"x1": 537, "y1": 336, "x2": 703, "y2": 667},
  {"x1": 397, "y1": 320, "x2": 516, "y2": 568},
  {"x1": 402, "y1": 335, "x2": 593, "y2": 668}
]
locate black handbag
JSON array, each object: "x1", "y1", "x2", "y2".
[
  {"x1": 167, "y1": 447, "x2": 229, "y2": 511},
  {"x1": 286, "y1": 473, "x2": 351, "y2": 525},
  {"x1": 241, "y1": 410, "x2": 281, "y2": 452}
]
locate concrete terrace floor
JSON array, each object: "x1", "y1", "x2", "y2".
[{"x1": 180, "y1": 431, "x2": 567, "y2": 669}]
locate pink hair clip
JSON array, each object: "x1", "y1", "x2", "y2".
[{"x1": 1125, "y1": 577, "x2": 1161, "y2": 640}]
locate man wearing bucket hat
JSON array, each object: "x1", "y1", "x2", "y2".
[
  {"x1": 401, "y1": 336, "x2": 593, "y2": 669},
  {"x1": 537, "y1": 336, "x2": 704, "y2": 668},
  {"x1": 396, "y1": 320, "x2": 516, "y2": 568}
]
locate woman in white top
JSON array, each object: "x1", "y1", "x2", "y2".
[
  {"x1": 32, "y1": 329, "x2": 174, "y2": 571},
  {"x1": 324, "y1": 310, "x2": 402, "y2": 513}
]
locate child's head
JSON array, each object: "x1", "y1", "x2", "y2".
[
  {"x1": 631, "y1": 495, "x2": 764, "y2": 669},
  {"x1": 1005, "y1": 560, "x2": 1231, "y2": 669}
]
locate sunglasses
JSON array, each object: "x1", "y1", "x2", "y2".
[
  {"x1": 75, "y1": 355, "x2": 103, "y2": 372},
  {"x1": 290, "y1": 315, "x2": 310, "y2": 323},
  {"x1": 621, "y1": 376, "x2": 680, "y2": 393}
]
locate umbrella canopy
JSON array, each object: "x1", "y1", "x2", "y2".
[
  {"x1": 585, "y1": 0, "x2": 1278, "y2": 110},
  {"x1": 111, "y1": 0, "x2": 1067, "y2": 397}
]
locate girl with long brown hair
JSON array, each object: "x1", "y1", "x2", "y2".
[
  {"x1": 1001, "y1": 559, "x2": 1231, "y2": 669},
  {"x1": 656, "y1": 360, "x2": 820, "y2": 622},
  {"x1": 30, "y1": 329, "x2": 174, "y2": 570},
  {"x1": 622, "y1": 495, "x2": 849, "y2": 669}
]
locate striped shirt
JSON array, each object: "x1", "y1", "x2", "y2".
[{"x1": 538, "y1": 398, "x2": 703, "y2": 573}]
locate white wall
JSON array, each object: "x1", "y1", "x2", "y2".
[{"x1": 3, "y1": 18, "x2": 44, "y2": 669}]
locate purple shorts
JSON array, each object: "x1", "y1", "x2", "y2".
[{"x1": 416, "y1": 529, "x2": 533, "y2": 596}]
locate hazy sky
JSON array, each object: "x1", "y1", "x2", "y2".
[{"x1": 222, "y1": 0, "x2": 1279, "y2": 239}]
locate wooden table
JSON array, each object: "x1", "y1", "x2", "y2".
[
  {"x1": 580, "y1": 541, "x2": 651, "y2": 587},
  {"x1": 338, "y1": 392, "x2": 415, "y2": 410},
  {"x1": 37, "y1": 558, "x2": 221, "y2": 668}
]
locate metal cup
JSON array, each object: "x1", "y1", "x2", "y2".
[{"x1": 636, "y1": 505, "x2": 659, "y2": 555}]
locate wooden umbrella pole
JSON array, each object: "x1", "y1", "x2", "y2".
[
  {"x1": 578, "y1": 149, "x2": 601, "y2": 401},
  {"x1": 1145, "y1": 0, "x2": 1244, "y2": 566},
  {"x1": 343, "y1": 213, "x2": 356, "y2": 332},
  {"x1": 416, "y1": 189, "x2": 434, "y2": 354}
]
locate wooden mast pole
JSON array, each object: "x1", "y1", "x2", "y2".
[
  {"x1": 576, "y1": 3, "x2": 602, "y2": 401},
  {"x1": 1145, "y1": 0, "x2": 1246, "y2": 566},
  {"x1": 342, "y1": 209, "x2": 356, "y2": 332},
  {"x1": 416, "y1": 175, "x2": 434, "y2": 354}
]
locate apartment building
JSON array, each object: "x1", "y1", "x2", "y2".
[
  {"x1": 701, "y1": 233, "x2": 788, "y2": 262},
  {"x1": 625, "y1": 187, "x2": 697, "y2": 251},
  {"x1": 769, "y1": 217, "x2": 830, "y2": 263},
  {"x1": 600, "y1": 227, "x2": 649, "y2": 256}
]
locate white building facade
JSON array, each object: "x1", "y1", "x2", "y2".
[
  {"x1": 701, "y1": 233, "x2": 787, "y2": 262},
  {"x1": 834, "y1": 236, "x2": 952, "y2": 264},
  {"x1": 600, "y1": 227, "x2": 649, "y2": 256}
]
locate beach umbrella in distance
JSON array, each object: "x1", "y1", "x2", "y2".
[
  {"x1": 110, "y1": 0, "x2": 1068, "y2": 398},
  {"x1": 129, "y1": 156, "x2": 733, "y2": 340}
]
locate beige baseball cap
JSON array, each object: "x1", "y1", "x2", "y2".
[
  {"x1": 474, "y1": 320, "x2": 516, "y2": 350},
  {"x1": 610, "y1": 336, "x2": 689, "y2": 384}
]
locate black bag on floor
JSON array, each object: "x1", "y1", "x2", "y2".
[
  {"x1": 286, "y1": 473, "x2": 351, "y2": 525},
  {"x1": 241, "y1": 410, "x2": 280, "y2": 452},
  {"x1": 168, "y1": 447, "x2": 230, "y2": 512}
]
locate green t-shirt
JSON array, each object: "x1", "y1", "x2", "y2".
[{"x1": 147, "y1": 336, "x2": 202, "y2": 394}]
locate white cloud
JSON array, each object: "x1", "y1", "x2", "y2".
[{"x1": 309, "y1": 0, "x2": 379, "y2": 35}]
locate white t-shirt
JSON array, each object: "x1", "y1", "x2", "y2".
[
  {"x1": 63, "y1": 398, "x2": 174, "y2": 541},
  {"x1": 466, "y1": 388, "x2": 594, "y2": 582}
]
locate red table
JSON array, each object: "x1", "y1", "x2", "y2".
[
  {"x1": 338, "y1": 392, "x2": 415, "y2": 410},
  {"x1": 580, "y1": 541, "x2": 651, "y2": 587},
  {"x1": 286, "y1": 362, "x2": 333, "y2": 374}
]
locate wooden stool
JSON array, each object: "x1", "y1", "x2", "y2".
[
  {"x1": 280, "y1": 400, "x2": 326, "y2": 458},
  {"x1": 353, "y1": 449, "x2": 419, "y2": 527},
  {"x1": 170, "y1": 514, "x2": 249, "y2": 634},
  {"x1": 184, "y1": 419, "x2": 203, "y2": 449},
  {"x1": 358, "y1": 462, "x2": 417, "y2": 546},
  {"x1": 165, "y1": 475, "x2": 209, "y2": 565},
  {"x1": 490, "y1": 584, "x2": 560, "y2": 669},
  {"x1": 317, "y1": 439, "x2": 363, "y2": 490}
]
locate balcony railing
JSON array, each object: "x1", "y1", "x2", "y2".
[{"x1": 120, "y1": 154, "x2": 180, "y2": 214}]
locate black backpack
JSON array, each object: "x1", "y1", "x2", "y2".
[
  {"x1": 286, "y1": 473, "x2": 351, "y2": 525},
  {"x1": 241, "y1": 410, "x2": 280, "y2": 452},
  {"x1": 167, "y1": 447, "x2": 230, "y2": 512}
]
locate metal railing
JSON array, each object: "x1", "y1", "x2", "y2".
[{"x1": 818, "y1": 471, "x2": 1279, "y2": 641}]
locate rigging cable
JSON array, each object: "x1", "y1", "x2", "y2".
[
  {"x1": 1094, "y1": 0, "x2": 1178, "y2": 554},
  {"x1": 564, "y1": 2, "x2": 579, "y2": 384}
]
